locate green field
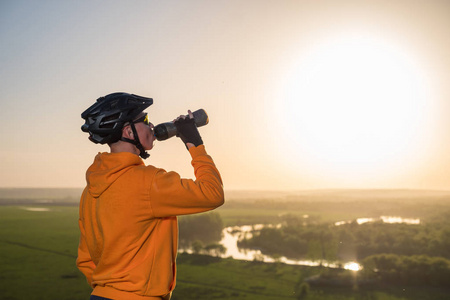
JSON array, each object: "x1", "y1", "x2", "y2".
[
  {"x1": 1, "y1": 189, "x2": 450, "y2": 299},
  {"x1": 1, "y1": 203, "x2": 450, "y2": 300},
  {"x1": 0, "y1": 206, "x2": 91, "y2": 300},
  {"x1": 174, "y1": 254, "x2": 450, "y2": 300}
]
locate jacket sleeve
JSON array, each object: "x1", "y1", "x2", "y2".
[
  {"x1": 76, "y1": 220, "x2": 96, "y2": 286},
  {"x1": 148, "y1": 145, "x2": 224, "y2": 217}
]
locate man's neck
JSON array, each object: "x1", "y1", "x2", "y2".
[{"x1": 110, "y1": 141, "x2": 139, "y2": 156}]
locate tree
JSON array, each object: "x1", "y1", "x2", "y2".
[
  {"x1": 204, "y1": 243, "x2": 226, "y2": 257},
  {"x1": 192, "y1": 240, "x2": 203, "y2": 254},
  {"x1": 295, "y1": 282, "x2": 310, "y2": 300},
  {"x1": 361, "y1": 254, "x2": 450, "y2": 287},
  {"x1": 179, "y1": 212, "x2": 224, "y2": 247}
]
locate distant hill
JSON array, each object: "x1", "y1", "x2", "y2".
[
  {"x1": 0, "y1": 188, "x2": 83, "y2": 205},
  {"x1": 225, "y1": 189, "x2": 450, "y2": 203},
  {"x1": 1, "y1": 188, "x2": 450, "y2": 205}
]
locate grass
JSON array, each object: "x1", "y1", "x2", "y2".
[
  {"x1": 174, "y1": 254, "x2": 302, "y2": 300},
  {"x1": 174, "y1": 254, "x2": 450, "y2": 300},
  {"x1": 217, "y1": 206, "x2": 370, "y2": 226},
  {"x1": 1, "y1": 205, "x2": 449, "y2": 300},
  {"x1": 0, "y1": 206, "x2": 91, "y2": 300}
]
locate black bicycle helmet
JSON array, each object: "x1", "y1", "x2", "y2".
[{"x1": 81, "y1": 92, "x2": 153, "y2": 158}]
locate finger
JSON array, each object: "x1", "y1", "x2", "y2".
[
  {"x1": 188, "y1": 110, "x2": 194, "y2": 119},
  {"x1": 173, "y1": 115, "x2": 186, "y2": 122}
]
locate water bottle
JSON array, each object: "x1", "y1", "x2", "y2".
[{"x1": 154, "y1": 109, "x2": 209, "y2": 141}]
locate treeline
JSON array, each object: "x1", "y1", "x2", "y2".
[
  {"x1": 238, "y1": 213, "x2": 450, "y2": 262},
  {"x1": 237, "y1": 213, "x2": 450, "y2": 287},
  {"x1": 178, "y1": 212, "x2": 223, "y2": 248},
  {"x1": 223, "y1": 198, "x2": 450, "y2": 223},
  {"x1": 362, "y1": 254, "x2": 450, "y2": 286}
]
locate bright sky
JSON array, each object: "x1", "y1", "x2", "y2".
[{"x1": 1, "y1": 0, "x2": 450, "y2": 191}]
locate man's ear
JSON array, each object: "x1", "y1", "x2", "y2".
[{"x1": 122, "y1": 125, "x2": 134, "y2": 139}]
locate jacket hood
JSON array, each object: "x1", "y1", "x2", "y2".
[{"x1": 86, "y1": 152, "x2": 144, "y2": 197}]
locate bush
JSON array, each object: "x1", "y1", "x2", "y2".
[
  {"x1": 361, "y1": 254, "x2": 450, "y2": 287},
  {"x1": 179, "y1": 212, "x2": 224, "y2": 247}
]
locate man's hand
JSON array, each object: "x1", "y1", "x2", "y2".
[{"x1": 174, "y1": 110, "x2": 203, "y2": 149}]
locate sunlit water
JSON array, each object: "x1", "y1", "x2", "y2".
[
  {"x1": 335, "y1": 216, "x2": 420, "y2": 226},
  {"x1": 182, "y1": 216, "x2": 421, "y2": 271},
  {"x1": 22, "y1": 207, "x2": 415, "y2": 271},
  {"x1": 21, "y1": 207, "x2": 51, "y2": 212},
  {"x1": 182, "y1": 224, "x2": 362, "y2": 271}
]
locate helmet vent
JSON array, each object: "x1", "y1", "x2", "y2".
[{"x1": 100, "y1": 113, "x2": 121, "y2": 129}]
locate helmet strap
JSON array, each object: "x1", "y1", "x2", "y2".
[{"x1": 120, "y1": 122, "x2": 150, "y2": 159}]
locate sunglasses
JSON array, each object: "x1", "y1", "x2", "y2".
[{"x1": 133, "y1": 113, "x2": 150, "y2": 126}]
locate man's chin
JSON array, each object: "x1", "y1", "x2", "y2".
[{"x1": 145, "y1": 141, "x2": 155, "y2": 150}]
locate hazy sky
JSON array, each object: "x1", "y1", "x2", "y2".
[{"x1": 1, "y1": 0, "x2": 450, "y2": 190}]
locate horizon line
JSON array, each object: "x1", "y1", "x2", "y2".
[{"x1": 1, "y1": 187, "x2": 450, "y2": 193}]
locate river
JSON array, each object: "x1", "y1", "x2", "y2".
[
  {"x1": 219, "y1": 224, "x2": 362, "y2": 271},
  {"x1": 181, "y1": 215, "x2": 421, "y2": 271}
]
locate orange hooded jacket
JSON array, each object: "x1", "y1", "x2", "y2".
[{"x1": 77, "y1": 145, "x2": 224, "y2": 300}]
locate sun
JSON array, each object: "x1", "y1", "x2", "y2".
[{"x1": 274, "y1": 34, "x2": 433, "y2": 182}]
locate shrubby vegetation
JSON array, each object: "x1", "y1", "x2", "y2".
[
  {"x1": 362, "y1": 254, "x2": 450, "y2": 286},
  {"x1": 178, "y1": 212, "x2": 223, "y2": 249},
  {"x1": 2, "y1": 189, "x2": 450, "y2": 299},
  {"x1": 177, "y1": 199, "x2": 450, "y2": 289},
  {"x1": 220, "y1": 194, "x2": 450, "y2": 226},
  {"x1": 238, "y1": 210, "x2": 450, "y2": 287},
  {"x1": 238, "y1": 212, "x2": 450, "y2": 261}
]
